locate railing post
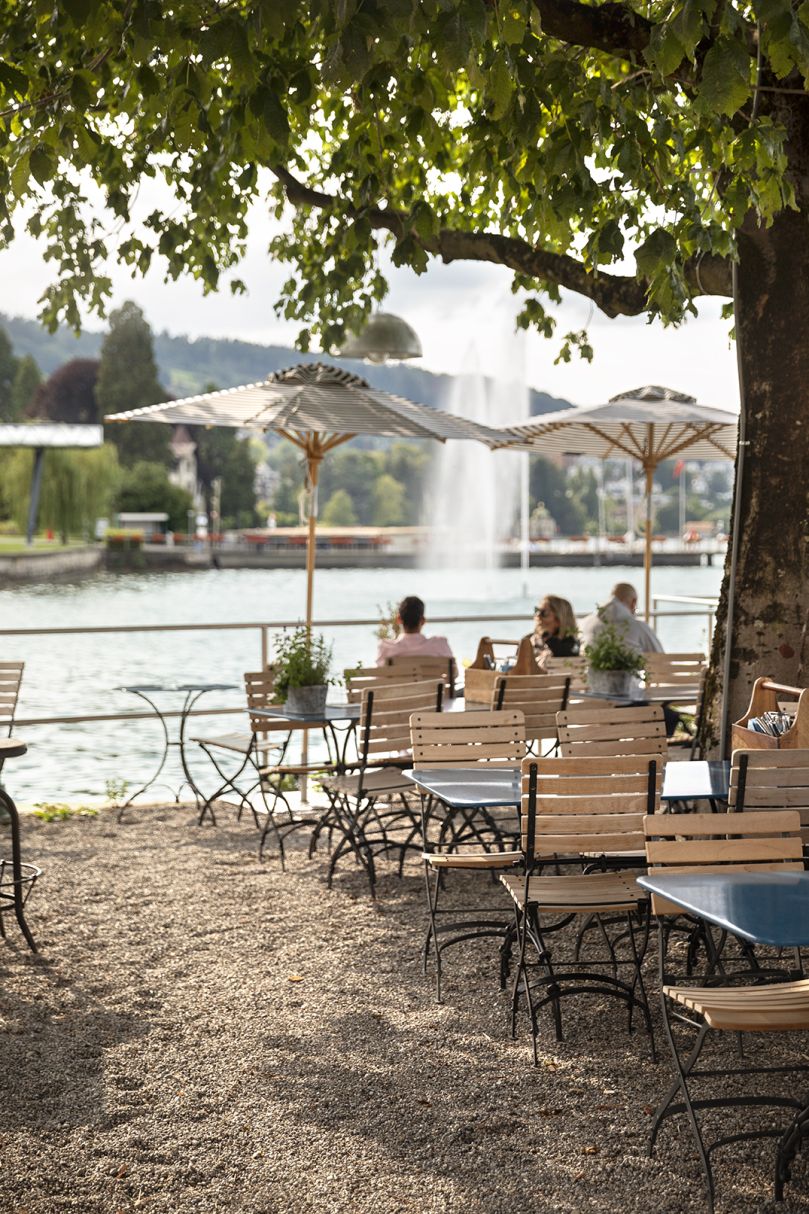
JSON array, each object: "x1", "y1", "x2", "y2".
[{"x1": 261, "y1": 625, "x2": 269, "y2": 670}]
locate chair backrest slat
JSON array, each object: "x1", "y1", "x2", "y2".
[
  {"x1": 643, "y1": 809, "x2": 803, "y2": 914},
  {"x1": 543, "y1": 655, "x2": 588, "y2": 689},
  {"x1": 359, "y1": 681, "x2": 443, "y2": 763},
  {"x1": 521, "y1": 754, "x2": 662, "y2": 860},
  {"x1": 410, "y1": 709, "x2": 526, "y2": 768},
  {"x1": 557, "y1": 703, "x2": 667, "y2": 760},
  {"x1": 490, "y1": 673, "x2": 570, "y2": 742},
  {"x1": 0, "y1": 661, "x2": 23, "y2": 736},
  {"x1": 346, "y1": 662, "x2": 453, "y2": 702},
  {"x1": 729, "y1": 747, "x2": 809, "y2": 843},
  {"x1": 643, "y1": 652, "x2": 706, "y2": 688}
]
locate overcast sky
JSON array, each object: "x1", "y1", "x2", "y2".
[{"x1": 0, "y1": 190, "x2": 740, "y2": 415}]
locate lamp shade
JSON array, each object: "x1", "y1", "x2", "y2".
[{"x1": 338, "y1": 311, "x2": 422, "y2": 363}]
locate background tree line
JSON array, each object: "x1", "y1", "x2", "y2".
[{"x1": 0, "y1": 302, "x2": 258, "y2": 537}]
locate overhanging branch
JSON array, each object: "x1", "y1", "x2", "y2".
[
  {"x1": 532, "y1": 0, "x2": 652, "y2": 59},
  {"x1": 271, "y1": 166, "x2": 732, "y2": 317}
]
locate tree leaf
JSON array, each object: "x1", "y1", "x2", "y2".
[{"x1": 699, "y1": 38, "x2": 752, "y2": 116}]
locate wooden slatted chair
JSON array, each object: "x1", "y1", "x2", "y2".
[
  {"x1": 501, "y1": 754, "x2": 662, "y2": 1062},
  {"x1": 193, "y1": 669, "x2": 328, "y2": 859},
  {"x1": 409, "y1": 709, "x2": 526, "y2": 1002},
  {"x1": 542, "y1": 654, "x2": 588, "y2": 689},
  {"x1": 729, "y1": 748, "x2": 809, "y2": 847},
  {"x1": 644, "y1": 651, "x2": 706, "y2": 751},
  {"x1": 490, "y1": 672, "x2": 570, "y2": 755},
  {"x1": 643, "y1": 810, "x2": 806, "y2": 1212},
  {"x1": 319, "y1": 680, "x2": 444, "y2": 895},
  {"x1": 0, "y1": 662, "x2": 23, "y2": 775},
  {"x1": 386, "y1": 653, "x2": 456, "y2": 697},
  {"x1": 557, "y1": 702, "x2": 667, "y2": 759},
  {"x1": 643, "y1": 651, "x2": 706, "y2": 697},
  {"x1": 345, "y1": 663, "x2": 450, "y2": 702}
]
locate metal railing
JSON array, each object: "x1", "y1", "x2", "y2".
[
  {"x1": 650, "y1": 594, "x2": 719, "y2": 649},
  {"x1": 0, "y1": 604, "x2": 718, "y2": 731}
]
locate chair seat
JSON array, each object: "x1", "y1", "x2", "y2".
[
  {"x1": 195, "y1": 731, "x2": 287, "y2": 759},
  {"x1": 322, "y1": 767, "x2": 414, "y2": 797},
  {"x1": 194, "y1": 731, "x2": 256, "y2": 754},
  {"x1": 500, "y1": 869, "x2": 647, "y2": 913},
  {"x1": 424, "y1": 850, "x2": 521, "y2": 870},
  {"x1": 664, "y1": 978, "x2": 809, "y2": 1032}
]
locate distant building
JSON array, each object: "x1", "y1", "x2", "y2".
[{"x1": 169, "y1": 425, "x2": 203, "y2": 510}]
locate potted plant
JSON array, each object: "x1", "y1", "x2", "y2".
[
  {"x1": 273, "y1": 626, "x2": 334, "y2": 715},
  {"x1": 584, "y1": 620, "x2": 645, "y2": 697}
]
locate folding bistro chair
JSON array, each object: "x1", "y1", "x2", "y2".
[
  {"x1": 490, "y1": 672, "x2": 570, "y2": 755},
  {"x1": 386, "y1": 653, "x2": 456, "y2": 698},
  {"x1": 409, "y1": 709, "x2": 526, "y2": 1003},
  {"x1": 643, "y1": 810, "x2": 807, "y2": 1213},
  {"x1": 502, "y1": 753, "x2": 661, "y2": 1063},
  {"x1": 644, "y1": 651, "x2": 706, "y2": 748},
  {"x1": 542, "y1": 654, "x2": 587, "y2": 689},
  {"x1": 194, "y1": 669, "x2": 329, "y2": 861},
  {"x1": 319, "y1": 679, "x2": 444, "y2": 895},
  {"x1": 0, "y1": 662, "x2": 24, "y2": 777},
  {"x1": 344, "y1": 662, "x2": 447, "y2": 701},
  {"x1": 557, "y1": 702, "x2": 667, "y2": 759},
  {"x1": 729, "y1": 748, "x2": 809, "y2": 847}
]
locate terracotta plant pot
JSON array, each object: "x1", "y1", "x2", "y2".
[
  {"x1": 285, "y1": 684, "x2": 329, "y2": 715},
  {"x1": 587, "y1": 668, "x2": 634, "y2": 697}
]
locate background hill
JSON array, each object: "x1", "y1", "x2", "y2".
[{"x1": 0, "y1": 312, "x2": 571, "y2": 417}]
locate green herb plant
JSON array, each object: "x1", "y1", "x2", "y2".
[
  {"x1": 273, "y1": 627, "x2": 334, "y2": 699},
  {"x1": 584, "y1": 622, "x2": 645, "y2": 675}
]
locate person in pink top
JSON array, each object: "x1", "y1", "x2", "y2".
[{"x1": 376, "y1": 596, "x2": 455, "y2": 666}]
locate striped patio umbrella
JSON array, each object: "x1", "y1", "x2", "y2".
[
  {"x1": 495, "y1": 385, "x2": 738, "y2": 618},
  {"x1": 107, "y1": 362, "x2": 508, "y2": 628}
]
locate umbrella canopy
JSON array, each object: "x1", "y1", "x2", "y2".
[
  {"x1": 107, "y1": 362, "x2": 509, "y2": 626},
  {"x1": 496, "y1": 385, "x2": 739, "y2": 617}
]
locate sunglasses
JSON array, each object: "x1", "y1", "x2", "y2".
[{"x1": 534, "y1": 606, "x2": 554, "y2": 617}]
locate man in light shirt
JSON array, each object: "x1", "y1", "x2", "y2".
[
  {"x1": 579, "y1": 582, "x2": 664, "y2": 655},
  {"x1": 376, "y1": 596, "x2": 455, "y2": 666}
]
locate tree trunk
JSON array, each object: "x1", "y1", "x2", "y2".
[{"x1": 703, "y1": 201, "x2": 809, "y2": 751}]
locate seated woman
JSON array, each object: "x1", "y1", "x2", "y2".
[
  {"x1": 376, "y1": 595, "x2": 455, "y2": 666},
  {"x1": 528, "y1": 594, "x2": 580, "y2": 669}
]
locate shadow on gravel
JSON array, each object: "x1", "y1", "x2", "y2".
[{"x1": 0, "y1": 961, "x2": 148, "y2": 1131}]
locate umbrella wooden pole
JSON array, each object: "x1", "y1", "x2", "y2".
[
  {"x1": 301, "y1": 444, "x2": 323, "y2": 803},
  {"x1": 644, "y1": 464, "x2": 654, "y2": 622}
]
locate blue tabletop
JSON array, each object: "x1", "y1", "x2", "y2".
[
  {"x1": 405, "y1": 760, "x2": 727, "y2": 810},
  {"x1": 637, "y1": 871, "x2": 809, "y2": 948}
]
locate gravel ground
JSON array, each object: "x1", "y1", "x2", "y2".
[{"x1": 2, "y1": 804, "x2": 809, "y2": 1214}]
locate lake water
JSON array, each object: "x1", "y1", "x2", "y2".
[{"x1": 0, "y1": 564, "x2": 723, "y2": 802}]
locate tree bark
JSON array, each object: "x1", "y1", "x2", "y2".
[{"x1": 703, "y1": 201, "x2": 809, "y2": 750}]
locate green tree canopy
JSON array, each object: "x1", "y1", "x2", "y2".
[
  {"x1": 10, "y1": 354, "x2": 41, "y2": 419},
  {"x1": 194, "y1": 425, "x2": 258, "y2": 529},
  {"x1": 0, "y1": 326, "x2": 17, "y2": 421},
  {"x1": 115, "y1": 460, "x2": 194, "y2": 531},
  {"x1": 96, "y1": 302, "x2": 170, "y2": 467},
  {"x1": 321, "y1": 488, "x2": 358, "y2": 526},
  {"x1": 371, "y1": 473, "x2": 406, "y2": 526},
  {"x1": 3, "y1": 445, "x2": 119, "y2": 542}
]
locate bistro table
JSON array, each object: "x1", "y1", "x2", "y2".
[
  {"x1": 637, "y1": 870, "x2": 809, "y2": 947},
  {"x1": 405, "y1": 759, "x2": 729, "y2": 812},
  {"x1": 0, "y1": 738, "x2": 40, "y2": 951},
  {"x1": 637, "y1": 869, "x2": 809, "y2": 1210},
  {"x1": 250, "y1": 702, "x2": 361, "y2": 772},
  {"x1": 117, "y1": 682, "x2": 238, "y2": 814}
]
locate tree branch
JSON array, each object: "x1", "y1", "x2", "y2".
[
  {"x1": 271, "y1": 166, "x2": 732, "y2": 317},
  {"x1": 531, "y1": 0, "x2": 653, "y2": 59}
]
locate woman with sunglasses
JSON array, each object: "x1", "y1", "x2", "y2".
[{"x1": 530, "y1": 595, "x2": 580, "y2": 668}]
